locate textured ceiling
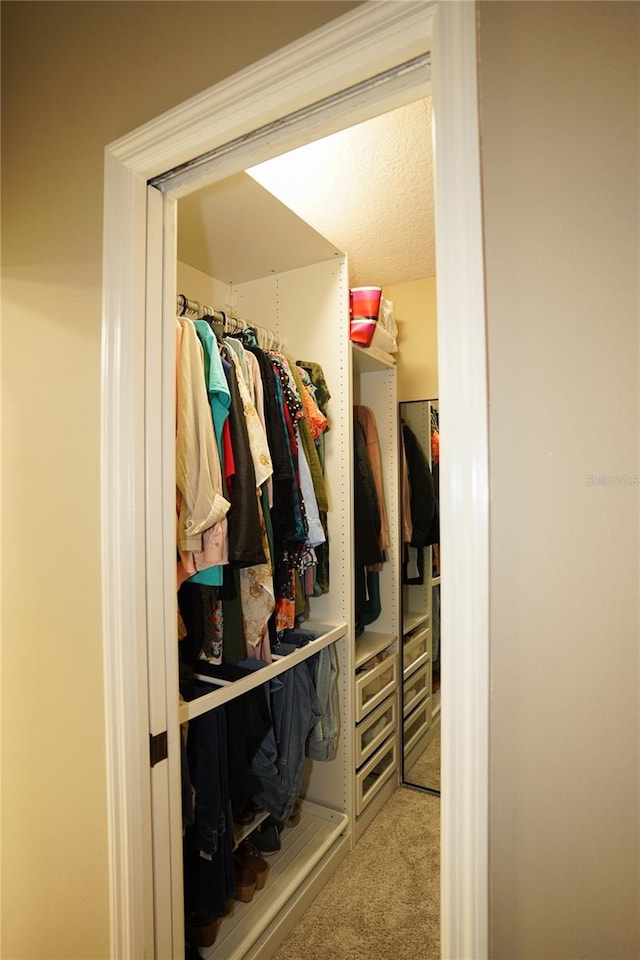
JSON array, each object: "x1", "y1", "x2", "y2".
[
  {"x1": 248, "y1": 97, "x2": 434, "y2": 286},
  {"x1": 178, "y1": 97, "x2": 434, "y2": 288}
]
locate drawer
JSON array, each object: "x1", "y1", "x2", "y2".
[
  {"x1": 402, "y1": 660, "x2": 430, "y2": 718},
  {"x1": 355, "y1": 693, "x2": 397, "y2": 768},
  {"x1": 403, "y1": 698, "x2": 431, "y2": 756},
  {"x1": 356, "y1": 736, "x2": 397, "y2": 816},
  {"x1": 403, "y1": 625, "x2": 431, "y2": 680},
  {"x1": 355, "y1": 651, "x2": 398, "y2": 721}
]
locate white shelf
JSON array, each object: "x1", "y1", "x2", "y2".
[
  {"x1": 351, "y1": 342, "x2": 396, "y2": 373},
  {"x1": 354, "y1": 630, "x2": 396, "y2": 669},
  {"x1": 233, "y1": 810, "x2": 269, "y2": 848},
  {"x1": 200, "y1": 801, "x2": 349, "y2": 960},
  {"x1": 403, "y1": 611, "x2": 429, "y2": 636},
  {"x1": 181, "y1": 621, "x2": 348, "y2": 722}
]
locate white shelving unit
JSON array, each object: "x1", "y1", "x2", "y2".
[{"x1": 171, "y1": 239, "x2": 356, "y2": 957}]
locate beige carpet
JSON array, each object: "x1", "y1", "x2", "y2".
[
  {"x1": 405, "y1": 726, "x2": 440, "y2": 792},
  {"x1": 271, "y1": 787, "x2": 440, "y2": 960}
]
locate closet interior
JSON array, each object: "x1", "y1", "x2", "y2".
[{"x1": 171, "y1": 98, "x2": 433, "y2": 959}]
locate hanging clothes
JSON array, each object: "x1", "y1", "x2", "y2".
[
  {"x1": 193, "y1": 318, "x2": 231, "y2": 456},
  {"x1": 431, "y1": 412, "x2": 440, "y2": 577},
  {"x1": 268, "y1": 353, "x2": 315, "y2": 632},
  {"x1": 353, "y1": 405, "x2": 390, "y2": 630},
  {"x1": 296, "y1": 423, "x2": 326, "y2": 549},
  {"x1": 176, "y1": 308, "x2": 333, "y2": 666},
  {"x1": 182, "y1": 682, "x2": 235, "y2": 930},
  {"x1": 183, "y1": 323, "x2": 231, "y2": 588},
  {"x1": 288, "y1": 359, "x2": 328, "y2": 513},
  {"x1": 296, "y1": 360, "x2": 331, "y2": 596},
  {"x1": 401, "y1": 421, "x2": 439, "y2": 585},
  {"x1": 223, "y1": 340, "x2": 275, "y2": 661},
  {"x1": 246, "y1": 349, "x2": 273, "y2": 507},
  {"x1": 400, "y1": 426, "x2": 413, "y2": 546},
  {"x1": 250, "y1": 661, "x2": 322, "y2": 822},
  {"x1": 306, "y1": 644, "x2": 340, "y2": 761},
  {"x1": 353, "y1": 416, "x2": 383, "y2": 634},
  {"x1": 175, "y1": 299, "x2": 341, "y2": 958},
  {"x1": 221, "y1": 354, "x2": 266, "y2": 568},
  {"x1": 176, "y1": 317, "x2": 231, "y2": 590},
  {"x1": 178, "y1": 580, "x2": 222, "y2": 677},
  {"x1": 354, "y1": 405, "x2": 391, "y2": 558}
]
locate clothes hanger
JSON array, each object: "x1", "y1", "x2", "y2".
[
  {"x1": 241, "y1": 325, "x2": 259, "y2": 348},
  {"x1": 177, "y1": 293, "x2": 200, "y2": 318},
  {"x1": 203, "y1": 310, "x2": 225, "y2": 343}
]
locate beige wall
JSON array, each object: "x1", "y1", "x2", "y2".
[
  {"x1": 385, "y1": 278, "x2": 438, "y2": 401},
  {"x1": 0, "y1": 3, "x2": 359, "y2": 958},
  {"x1": 479, "y1": 3, "x2": 639, "y2": 958},
  {"x1": 177, "y1": 260, "x2": 232, "y2": 315}
]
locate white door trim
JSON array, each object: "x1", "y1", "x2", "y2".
[
  {"x1": 433, "y1": 4, "x2": 489, "y2": 957},
  {"x1": 100, "y1": 2, "x2": 488, "y2": 957}
]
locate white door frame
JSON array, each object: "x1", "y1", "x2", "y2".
[{"x1": 101, "y1": 2, "x2": 489, "y2": 958}]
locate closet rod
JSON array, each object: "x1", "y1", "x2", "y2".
[
  {"x1": 176, "y1": 293, "x2": 217, "y2": 319},
  {"x1": 176, "y1": 293, "x2": 286, "y2": 352},
  {"x1": 149, "y1": 52, "x2": 431, "y2": 190}
]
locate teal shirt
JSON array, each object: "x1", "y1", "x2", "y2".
[
  {"x1": 193, "y1": 319, "x2": 231, "y2": 456},
  {"x1": 188, "y1": 564, "x2": 223, "y2": 587}
]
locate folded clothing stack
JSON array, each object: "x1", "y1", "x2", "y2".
[{"x1": 370, "y1": 297, "x2": 398, "y2": 356}]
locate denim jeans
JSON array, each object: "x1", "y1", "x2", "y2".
[
  {"x1": 306, "y1": 644, "x2": 340, "y2": 761},
  {"x1": 251, "y1": 663, "x2": 321, "y2": 821},
  {"x1": 181, "y1": 682, "x2": 235, "y2": 922}
]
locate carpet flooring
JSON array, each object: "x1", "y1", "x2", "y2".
[
  {"x1": 405, "y1": 726, "x2": 440, "y2": 792},
  {"x1": 271, "y1": 786, "x2": 440, "y2": 960}
]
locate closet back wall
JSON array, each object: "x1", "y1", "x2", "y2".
[
  {"x1": 384, "y1": 278, "x2": 438, "y2": 401},
  {"x1": 0, "y1": 4, "x2": 361, "y2": 958},
  {"x1": 178, "y1": 262, "x2": 231, "y2": 314}
]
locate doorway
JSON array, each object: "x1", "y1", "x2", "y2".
[{"x1": 101, "y1": 3, "x2": 488, "y2": 958}]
